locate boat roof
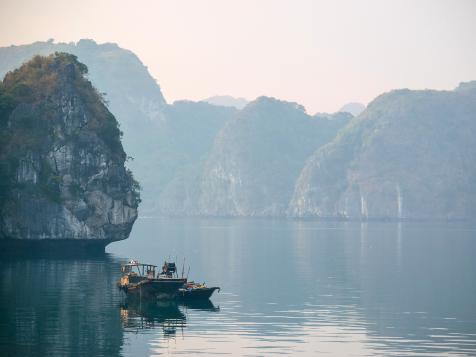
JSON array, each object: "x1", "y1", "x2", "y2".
[{"x1": 122, "y1": 260, "x2": 157, "y2": 268}]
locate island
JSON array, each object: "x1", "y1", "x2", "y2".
[{"x1": 0, "y1": 53, "x2": 140, "y2": 253}]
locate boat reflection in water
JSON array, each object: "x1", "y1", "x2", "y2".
[
  {"x1": 119, "y1": 298, "x2": 219, "y2": 337},
  {"x1": 120, "y1": 299, "x2": 186, "y2": 336},
  {"x1": 179, "y1": 299, "x2": 220, "y2": 312}
]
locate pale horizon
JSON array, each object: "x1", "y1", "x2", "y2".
[{"x1": 1, "y1": 0, "x2": 475, "y2": 113}]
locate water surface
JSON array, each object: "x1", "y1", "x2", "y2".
[{"x1": 1, "y1": 218, "x2": 475, "y2": 356}]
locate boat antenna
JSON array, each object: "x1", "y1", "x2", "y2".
[{"x1": 181, "y1": 257, "x2": 185, "y2": 279}]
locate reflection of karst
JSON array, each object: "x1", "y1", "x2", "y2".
[
  {"x1": 360, "y1": 193, "x2": 368, "y2": 219},
  {"x1": 0, "y1": 257, "x2": 124, "y2": 356},
  {"x1": 396, "y1": 184, "x2": 403, "y2": 219}
]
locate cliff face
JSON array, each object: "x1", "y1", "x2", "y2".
[
  {"x1": 197, "y1": 97, "x2": 352, "y2": 216},
  {"x1": 289, "y1": 83, "x2": 476, "y2": 220},
  {"x1": 0, "y1": 53, "x2": 139, "y2": 242}
]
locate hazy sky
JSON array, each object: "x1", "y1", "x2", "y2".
[{"x1": 1, "y1": 0, "x2": 475, "y2": 113}]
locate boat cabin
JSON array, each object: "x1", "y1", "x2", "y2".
[{"x1": 121, "y1": 261, "x2": 157, "y2": 283}]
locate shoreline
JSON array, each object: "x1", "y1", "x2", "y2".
[{"x1": 0, "y1": 238, "x2": 114, "y2": 256}]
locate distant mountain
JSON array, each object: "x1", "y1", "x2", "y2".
[
  {"x1": 196, "y1": 97, "x2": 352, "y2": 216},
  {"x1": 289, "y1": 83, "x2": 476, "y2": 220},
  {"x1": 0, "y1": 53, "x2": 138, "y2": 246},
  {"x1": 339, "y1": 102, "x2": 365, "y2": 116},
  {"x1": 148, "y1": 101, "x2": 236, "y2": 214},
  {"x1": 455, "y1": 80, "x2": 476, "y2": 93},
  {"x1": 202, "y1": 95, "x2": 249, "y2": 109}
]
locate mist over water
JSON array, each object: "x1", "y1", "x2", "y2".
[{"x1": 2, "y1": 218, "x2": 475, "y2": 356}]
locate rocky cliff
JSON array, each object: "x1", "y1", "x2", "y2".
[
  {"x1": 0, "y1": 53, "x2": 139, "y2": 246},
  {"x1": 289, "y1": 83, "x2": 476, "y2": 220}
]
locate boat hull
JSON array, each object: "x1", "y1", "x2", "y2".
[
  {"x1": 120, "y1": 278, "x2": 186, "y2": 300},
  {"x1": 178, "y1": 287, "x2": 220, "y2": 300}
]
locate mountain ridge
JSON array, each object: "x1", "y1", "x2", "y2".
[
  {"x1": 2, "y1": 40, "x2": 474, "y2": 220},
  {"x1": 289, "y1": 83, "x2": 476, "y2": 220},
  {"x1": 195, "y1": 96, "x2": 352, "y2": 216},
  {"x1": 202, "y1": 95, "x2": 249, "y2": 109}
]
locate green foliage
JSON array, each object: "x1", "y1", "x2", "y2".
[
  {"x1": 0, "y1": 87, "x2": 16, "y2": 126},
  {"x1": 0, "y1": 161, "x2": 14, "y2": 203},
  {"x1": 127, "y1": 168, "x2": 141, "y2": 203},
  {"x1": 53, "y1": 52, "x2": 88, "y2": 75},
  {"x1": 69, "y1": 182, "x2": 84, "y2": 198},
  {"x1": 97, "y1": 112, "x2": 124, "y2": 157},
  {"x1": 0, "y1": 88, "x2": 18, "y2": 207}
]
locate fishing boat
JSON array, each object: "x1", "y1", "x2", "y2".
[
  {"x1": 117, "y1": 260, "x2": 186, "y2": 300},
  {"x1": 177, "y1": 281, "x2": 220, "y2": 300},
  {"x1": 163, "y1": 260, "x2": 220, "y2": 300}
]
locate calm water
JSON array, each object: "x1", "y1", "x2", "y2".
[{"x1": 1, "y1": 218, "x2": 476, "y2": 356}]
